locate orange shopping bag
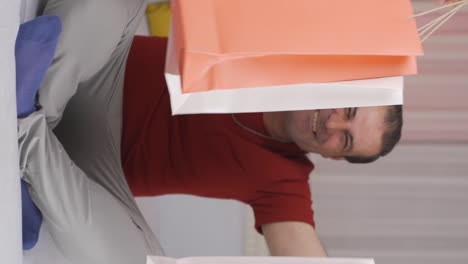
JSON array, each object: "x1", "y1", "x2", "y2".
[{"x1": 170, "y1": 0, "x2": 423, "y2": 94}]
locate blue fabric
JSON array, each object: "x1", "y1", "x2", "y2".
[
  {"x1": 16, "y1": 15, "x2": 62, "y2": 118},
  {"x1": 16, "y1": 15, "x2": 62, "y2": 250},
  {"x1": 21, "y1": 181, "x2": 43, "y2": 250}
]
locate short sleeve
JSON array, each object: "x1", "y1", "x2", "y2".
[{"x1": 249, "y1": 178, "x2": 315, "y2": 234}]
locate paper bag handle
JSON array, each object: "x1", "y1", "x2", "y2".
[{"x1": 412, "y1": 0, "x2": 467, "y2": 42}]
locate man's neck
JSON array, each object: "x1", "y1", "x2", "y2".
[{"x1": 262, "y1": 112, "x2": 293, "y2": 143}]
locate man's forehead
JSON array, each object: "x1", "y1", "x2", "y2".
[{"x1": 348, "y1": 106, "x2": 387, "y2": 157}]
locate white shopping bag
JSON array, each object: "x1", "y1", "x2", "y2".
[
  {"x1": 165, "y1": 29, "x2": 403, "y2": 115},
  {"x1": 147, "y1": 256, "x2": 375, "y2": 264}
]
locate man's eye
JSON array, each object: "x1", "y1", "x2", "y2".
[{"x1": 343, "y1": 133, "x2": 348, "y2": 151}]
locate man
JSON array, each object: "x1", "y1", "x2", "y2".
[
  {"x1": 18, "y1": 0, "x2": 401, "y2": 263},
  {"x1": 121, "y1": 36, "x2": 402, "y2": 257}
]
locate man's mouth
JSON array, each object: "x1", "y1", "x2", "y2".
[{"x1": 312, "y1": 110, "x2": 319, "y2": 135}]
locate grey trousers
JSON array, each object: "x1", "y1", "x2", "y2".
[{"x1": 18, "y1": 0, "x2": 164, "y2": 263}]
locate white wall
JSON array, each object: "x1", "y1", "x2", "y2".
[
  {"x1": 1, "y1": 0, "x2": 23, "y2": 263},
  {"x1": 136, "y1": 195, "x2": 247, "y2": 258}
]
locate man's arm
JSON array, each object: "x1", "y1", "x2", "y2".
[{"x1": 262, "y1": 221, "x2": 328, "y2": 257}]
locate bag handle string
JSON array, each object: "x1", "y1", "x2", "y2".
[{"x1": 411, "y1": 0, "x2": 467, "y2": 42}]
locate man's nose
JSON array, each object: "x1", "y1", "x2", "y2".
[{"x1": 325, "y1": 115, "x2": 351, "y2": 131}]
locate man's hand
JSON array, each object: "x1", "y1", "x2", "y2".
[{"x1": 262, "y1": 222, "x2": 328, "y2": 257}]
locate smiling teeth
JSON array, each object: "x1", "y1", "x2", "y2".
[{"x1": 312, "y1": 111, "x2": 319, "y2": 132}]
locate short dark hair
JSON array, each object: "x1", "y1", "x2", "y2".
[{"x1": 345, "y1": 105, "x2": 403, "y2": 164}]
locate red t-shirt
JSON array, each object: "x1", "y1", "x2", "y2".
[{"x1": 122, "y1": 36, "x2": 315, "y2": 232}]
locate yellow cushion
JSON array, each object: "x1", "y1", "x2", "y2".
[{"x1": 146, "y1": 2, "x2": 172, "y2": 37}]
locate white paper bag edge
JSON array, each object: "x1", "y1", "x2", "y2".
[
  {"x1": 148, "y1": 256, "x2": 375, "y2": 264},
  {"x1": 165, "y1": 26, "x2": 403, "y2": 116},
  {"x1": 147, "y1": 256, "x2": 178, "y2": 264}
]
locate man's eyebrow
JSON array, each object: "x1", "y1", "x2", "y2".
[{"x1": 351, "y1": 107, "x2": 358, "y2": 119}]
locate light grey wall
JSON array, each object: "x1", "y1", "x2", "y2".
[
  {"x1": 137, "y1": 195, "x2": 247, "y2": 258},
  {"x1": 310, "y1": 144, "x2": 468, "y2": 264},
  {"x1": 1, "y1": 0, "x2": 23, "y2": 263}
]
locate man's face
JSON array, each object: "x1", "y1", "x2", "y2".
[{"x1": 284, "y1": 106, "x2": 389, "y2": 159}]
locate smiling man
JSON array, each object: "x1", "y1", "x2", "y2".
[{"x1": 264, "y1": 106, "x2": 401, "y2": 162}]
